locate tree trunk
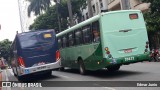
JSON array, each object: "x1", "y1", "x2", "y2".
[{"x1": 67, "y1": 0, "x2": 74, "y2": 27}]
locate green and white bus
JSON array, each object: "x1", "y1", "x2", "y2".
[{"x1": 57, "y1": 10, "x2": 150, "y2": 74}]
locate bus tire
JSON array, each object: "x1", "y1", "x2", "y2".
[
  {"x1": 59, "y1": 67, "x2": 65, "y2": 71},
  {"x1": 12, "y1": 68, "x2": 17, "y2": 76},
  {"x1": 13, "y1": 72, "x2": 17, "y2": 76},
  {"x1": 78, "y1": 60, "x2": 86, "y2": 75},
  {"x1": 17, "y1": 76, "x2": 24, "y2": 81},
  {"x1": 44, "y1": 71, "x2": 52, "y2": 76},
  {"x1": 107, "y1": 65, "x2": 120, "y2": 72}
]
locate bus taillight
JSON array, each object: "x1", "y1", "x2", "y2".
[
  {"x1": 18, "y1": 57, "x2": 25, "y2": 67},
  {"x1": 56, "y1": 50, "x2": 60, "y2": 61},
  {"x1": 105, "y1": 47, "x2": 110, "y2": 54},
  {"x1": 106, "y1": 51, "x2": 110, "y2": 54},
  {"x1": 105, "y1": 47, "x2": 112, "y2": 58},
  {"x1": 145, "y1": 45, "x2": 148, "y2": 48},
  {"x1": 146, "y1": 41, "x2": 149, "y2": 48},
  {"x1": 144, "y1": 41, "x2": 149, "y2": 53},
  {"x1": 105, "y1": 47, "x2": 109, "y2": 51}
]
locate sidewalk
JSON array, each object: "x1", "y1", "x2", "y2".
[{"x1": 0, "y1": 70, "x2": 2, "y2": 90}]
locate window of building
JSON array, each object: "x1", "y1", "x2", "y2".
[
  {"x1": 92, "y1": 5, "x2": 96, "y2": 13},
  {"x1": 86, "y1": 13, "x2": 89, "y2": 19},
  {"x1": 82, "y1": 15, "x2": 85, "y2": 21},
  {"x1": 99, "y1": 0, "x2": 103, "y2": 8}
]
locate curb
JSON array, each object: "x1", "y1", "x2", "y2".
[{"x1": 0, "y1": 71, "x2": 2, "y2": 90}]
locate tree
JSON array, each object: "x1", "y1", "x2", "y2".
[
  {"x1": 141, "y1": 0, "x2": 160, "y2": 48},
  {"x1": 0, "y1": 39, "x2": 12, "y2": 60},
  {"x1": 29, "y1": 0, "x2": 86, "y2": 31},
  {"x1": 142, "y1": 0, "x2": 160, "y2": 32},
  {"x1": 27, "y1": 0, "x2": 51, "y2": 17},
  {"x1": 27, "y1": 0, "x2": 86, "y2": 17},
  {"x1": 29, "y1": 3, "x2": 68, "y2": 31}
]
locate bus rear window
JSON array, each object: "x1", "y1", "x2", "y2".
[
  {"x1": 19, "y1": 32, "x2": 54, "y2": 48},
  {"x1": 129, "y1": 13, "x2": 138, "y2": 20}
]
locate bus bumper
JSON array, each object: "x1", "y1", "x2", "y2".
[
  {"x1": 106, "y1": 53, "x2": 150, "y2": 66},
  {"x1": 19, "y1": 60, "x2": 61, "y2": 76}
]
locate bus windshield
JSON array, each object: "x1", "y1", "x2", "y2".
[{"x1": 19, "y1": 32, "x2": 54, "y2": 48}]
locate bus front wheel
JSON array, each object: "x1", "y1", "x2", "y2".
[
  {"x1": 107, "y1": 65, "x2": 120, "y2": 72},
  {"x1": 78, "y1": 60, "x2": 86, "y2": 75}
]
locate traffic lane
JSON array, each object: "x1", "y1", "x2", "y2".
[
  {"x1": 51, "y1": 62, "x2": 160, "y2": 81},
  {"x1": 5, "y1": 70, "x2": 117, "y2": 90},
  {"x1": 8, "y1": 87, "x2": 160, "y2": 90},
  {"x1": 6, "y1": 62, "x2": 160, "y2": 82},
  {"x1": 4, "y1": 62, "x2": 160, "y2": 90}
]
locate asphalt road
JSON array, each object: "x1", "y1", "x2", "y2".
[{"x1": 2, "y1": 62, "x2": 160, "y2": 90}]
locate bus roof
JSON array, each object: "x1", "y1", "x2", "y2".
[
  {"x1": 56, "y1": 10, "x2": 141, "y2": 37},
  {"x1": 11, "y1": 29, "x2": 55, "y2": 47}
]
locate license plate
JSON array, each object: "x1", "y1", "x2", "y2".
[
  {"x1": 124, "y1": 49, "x2": 132, "y2": 53},
  {"x1": 37, "y1": 66, "x2": 47, "y2": 70}
]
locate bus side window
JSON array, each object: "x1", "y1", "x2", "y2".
[
  {"x1": 68, "y1": 33, "x2": 74, "y2": 46},
  {"x1": 62, "y1": 36, "x2": 67, "y2": 48},
  {"x1": 82, "y1": 25, "x2": 92, "y2": 44},
  {"x1": 58, "y1": 38, "x2": 62, "y2": 49},
  {"x1": 92, "y1": 21, "x2": 100, "y2": 43},
  {"x1": 66, "y1": 34, "x2": 69, "y2": 47},
  {"x1": 75, "y1": 29, "x2": 83, "y2": 45}
]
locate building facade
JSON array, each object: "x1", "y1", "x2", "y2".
[
  {"x1": 18, "y1": 0, "x2": 38, "y2": 31},
  {"x1": 81, "y1": 0, "x2": 150, "y2": 21}
]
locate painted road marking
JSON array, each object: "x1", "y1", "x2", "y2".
[
  {"x1": 59, "y1": 75, "x2": 73, "y2": 79},
  {"x1": 8, "y1": 69, "x2": 14, "y2": 76},
  {"x1": 94, "y1": 83, "x2": 116, "y2": 90}
]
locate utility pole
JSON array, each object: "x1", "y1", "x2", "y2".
[
  {"x1": 67, "y1": 0, "x2": 74, "y2": 27},
  {"x1": 121, "y1": 0, "x2": 130, "y2": 10},
  {"x1": 17, "y1": 0, "x2": 24, "y2": 32},
  {"x1": 54, "y1": 0, "x2": 62, "y2": 32},
  {"x1": 87, "y1": 0, "x2": 93, "y2": 18}
]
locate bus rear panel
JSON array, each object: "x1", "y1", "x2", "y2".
[
  {"x1": 11, "y1": 29, "x2": 60, "y2": 78},
  {"x1": 100, "y1": 10, "x2": 150, "y2": 66}
]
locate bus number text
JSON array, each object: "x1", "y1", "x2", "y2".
[{"x1": 125, "y1": 57, "x2": 134, "y2": 61}]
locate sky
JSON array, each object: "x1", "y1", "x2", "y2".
[{"x1": 0, "y1": 0, "x2": 22, "y2": 41}]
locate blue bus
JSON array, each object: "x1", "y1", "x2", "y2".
[{"x1": 10, "y1": 29, "x2": 60, "y2": 80}]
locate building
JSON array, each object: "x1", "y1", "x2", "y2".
[
  {"x1": 18, "y1": 0, "x2": 37, "y2": 32},
  {"x1": 81, "y1": 0, "x2": 150, "y2": 21},
  {"x1": 108, "y1": 0, "x2": 150, "y2": 11},
  {"x1": 18, "y1": 0, "x2": 56, "y2": 31}
]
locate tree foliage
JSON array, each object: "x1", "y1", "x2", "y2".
[
  {"x1": 29, "y1": 5, "x2": 68, "y2": 31},
  {"x1": 27, "y1": 0, "x2": 51, "y2": 17},
  {"x1": 0, "y1": 39, "x2": 12, "y2": 60},
  {"x1": 29, "y1": 0, "x2": 86, "y2": 31},
  {"x1": 142, "y1": 0, "x2": 160, "y2": 32}
]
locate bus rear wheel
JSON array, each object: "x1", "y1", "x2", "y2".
[
  {"x1": 79, "y1": 60, "x2": 86, "y2": 75},
  {"x1": 107, "y1": 65, "x2": 120, "y2": 72},
  {"x1": 59, "y1": 67, "x2": 65, "y2": 71}
]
